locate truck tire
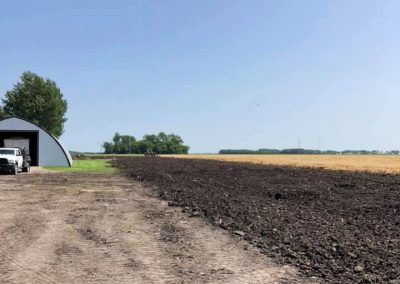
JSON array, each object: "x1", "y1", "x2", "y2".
[{"x1": 12, "y1": 164, "x2": 17, "y2": 175}]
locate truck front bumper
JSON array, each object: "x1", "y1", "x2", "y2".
[{"x1": 0, "y1": 164, "x2": 15, "y2": 172}]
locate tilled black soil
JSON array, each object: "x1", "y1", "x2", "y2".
[{"x1": 114, "y1": 157, "x2": 400, "y2": 283}]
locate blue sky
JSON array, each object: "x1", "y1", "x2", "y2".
[{"x1": 1, "y1": 0, "x2": 399, "y2": 153}]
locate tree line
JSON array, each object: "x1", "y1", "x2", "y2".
[
  {"x1": 103, "y1": 132, "x2": 189, "y2": 154},
  {"x1": 219, "y1": 149, "x2": 400, "y2": 155}
]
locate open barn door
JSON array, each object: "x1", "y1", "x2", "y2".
[
  {"x1": 0, "y1": 131, "x2": 38, "y2": 166},
  {"x1": 4, "y1": 138, "x2": 30, "y2": 154}
]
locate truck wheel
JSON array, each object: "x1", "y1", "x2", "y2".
[{"x1": 12, "y1": 164, "x2": 17, "y2": 175}]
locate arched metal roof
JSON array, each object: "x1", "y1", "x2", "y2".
[{"x1": 0, "y1": 116, "x2": 72, "y2": 167}]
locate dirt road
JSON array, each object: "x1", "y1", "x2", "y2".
[{"x1": 0, "y1": 171, "x2": 307, "y2": 283}]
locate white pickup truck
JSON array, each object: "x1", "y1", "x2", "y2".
[{"x1": 0, "y1": 148, "x2": 30, "y2": 174}]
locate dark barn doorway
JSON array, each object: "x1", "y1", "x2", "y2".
[{"x1": 0, "y1": 131, "x2": 39, "y2": 166}]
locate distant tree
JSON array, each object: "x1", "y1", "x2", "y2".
[
  {"x1": 137, "y1": 140, "x2": 154, "y2": 154},
  {"x1": 103, "y1": 132, "x2": 189, "y2": 154},
  {"x1": 258, "y1": 149, "x2": 280, "y2": 154},
  {"x1": 165, "y1": 133, "x2": 189, "y2": 154},
  {"x1": 219, "y1": 149, "x2": 257, "y2": 154},
  {"x1": 141, "y1": 134, "x2": 159, "y2": 153},
  {"x1": 141, "y1": 132, "x2": 189, "y2": 154},
  {"x1": 109, "y1": 133, "x2": 137, "y2": 154},
  {"x1": 2, "y1": 71, "x2": 68, "y2": 138},
  {"x1": 156, "y1": 132, "x2": 169, "y2": 154},
  {"x1": 102, "y1": 142, "x2": 115, "y2": 154}
]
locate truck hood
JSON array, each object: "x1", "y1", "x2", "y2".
[{"x1": 0, "y1": 154, "x2": 16, "y2": 160}]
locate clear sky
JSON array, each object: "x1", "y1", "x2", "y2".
[{"x1": 1, "y1": 0, "x2": 399, "y2": 153}]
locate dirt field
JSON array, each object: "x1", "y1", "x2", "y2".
[
  {"x1": 165, "y1": 154, "x2": 400, "y2": 174},
  {"x1": 0, "y1": 170, "x2": 308, "y2": 283},
  {"x1": 115, "y1": 157, "x2": 400, "y2": 283}
]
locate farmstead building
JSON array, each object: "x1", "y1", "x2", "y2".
[{"x1": 0, "y1": 116, "x2": 72, "y2": 167}]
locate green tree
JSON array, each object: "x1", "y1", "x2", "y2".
[
  {"x1": 103, "y1": 132, "x2": 189, "y2": 154},
  {"x1": 119, "y1": 134, "x2": 137, "y2": 154},
  {"x1": 137, "y1": 140, "x2": 154, "y2": 154},
  {"x1": 103, "y1": 142, "x2": 114, "y2": 154},
  {"x1": 104, "y1": 133, "x2": 137, "y2": 154},
  {"x1": 166, "y1": 133, "x2": 189, "y2": 154},
  {"x1": 2, "y1": 71, "x2": 68, "y2": 138},
  {"x1": 141, "y1": 134, "x2": 159, "y2": 153},
  {"x1": 141, "y1": 132, "x2": 189, "y2": 154}
]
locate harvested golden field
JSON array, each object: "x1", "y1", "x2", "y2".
[{"x1": 164, "y1": 154, "x2": 400, "y2": 174}]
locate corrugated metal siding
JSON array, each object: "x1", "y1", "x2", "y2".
[{"x1": 0, "y1": 117, "x2": 72, "y2": 167}]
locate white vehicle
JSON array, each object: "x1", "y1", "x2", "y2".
[{"x1": 0, "y1": 148, "x2": 30, "y2": 174}]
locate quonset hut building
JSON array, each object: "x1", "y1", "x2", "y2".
[{"x1": 0, "y1": 116, "x2": 72, "y2": 167}]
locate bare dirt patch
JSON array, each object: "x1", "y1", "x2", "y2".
[
  {"x1": 0, "y1": 170, "x2": 305, "y2": 283},
  {"x1": 114, "y1": 157, "x2": 400, "y2": 283},
  {"x1": 166, "y1": 154, "x2": 400, "y2": 174}
]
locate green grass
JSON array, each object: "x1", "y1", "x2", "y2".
[
  {"x1": 45, "y1": 159, "x2": 115, "y2": 173},
  {"x1": 84, "y1": 154, "x2": 144, "y2": 157}
]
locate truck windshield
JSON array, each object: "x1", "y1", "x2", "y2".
[{"x1": 0, "y1": 150, "x2": 15, "y2": 155}]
